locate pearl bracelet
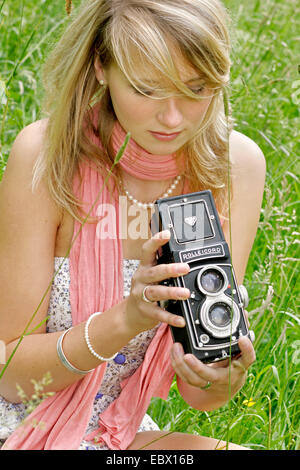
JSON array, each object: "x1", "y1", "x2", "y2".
[
  {"x1": 57, "y1": 328, "x2": 94, "y2": 375},
  {"x1": 84, "y1": 312, "x2": 118, "y2": 362}
]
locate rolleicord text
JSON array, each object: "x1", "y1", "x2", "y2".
[{"x1": 180, "y1": 244, "x2": 224, "y2": 262}]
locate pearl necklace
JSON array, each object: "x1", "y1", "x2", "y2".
[{"x1": 120, "y1": 175, "x2": 182, "y2": 209}]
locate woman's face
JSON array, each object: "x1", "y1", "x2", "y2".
[{"x1": 94, "y1": 55, "x2": 214, "y2": 155}]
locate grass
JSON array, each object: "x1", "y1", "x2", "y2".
[{"x1": 0, "y1": 0, "x2": 299, "y2": 450}]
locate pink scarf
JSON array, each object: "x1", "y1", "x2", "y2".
[{"x1": 3, "y1": 121, "x2": 188, "y2": 450}]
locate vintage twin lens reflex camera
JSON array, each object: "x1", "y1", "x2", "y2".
[{"x1": 151, "y1": 190, "x2": 254, "y2": 363}]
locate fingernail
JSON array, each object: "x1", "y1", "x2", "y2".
[
  {"x1": 160, "y1": 230, "x2": 170, "y2": 238},
  {"x1": 177, "y1": 288, "x2": 190, "y2": 299},
  {"x1": 176, "y1": 264, "x2": 190, "y2": 274},
  {"x1": 154, "y1": 230, "x2": 170, "y2": 239},
  {"x1": 175, "y1": 317, "x2": 185, "y2": 327},
  {"x1": 173, "y1": 343, "x2": 183, "y2": 357}
]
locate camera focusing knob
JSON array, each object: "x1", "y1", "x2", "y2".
[
  {"x1": 249, "y1": 330, "x2": 255, "y2": 343},
  {"x1": 239, "y1": 285, "x2": 249, "y2": 308}
]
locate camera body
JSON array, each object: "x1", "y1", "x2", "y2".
[{"x1": 151, "y1": 190, "x2": 253, "y2": 363}]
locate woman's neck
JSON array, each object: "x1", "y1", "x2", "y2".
[{"x1": 112, "y1": 120, "x2": 185, "y2": 182}]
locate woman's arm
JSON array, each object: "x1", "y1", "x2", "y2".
[
  {"x1": 175, "y1": 131, "x2": 266, "y2": 410},
  {"x1": 0, "y1": 122, "x2": 134, "y2": 403},
  {"x1": 222, "y1": 130, "x2": 266, "y2": 285}
]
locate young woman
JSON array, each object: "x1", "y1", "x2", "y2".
[{"x1": 0, "y1": 0, "x2": 265, "y2": 450}]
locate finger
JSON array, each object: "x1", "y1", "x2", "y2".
[
  {"x1": 171, "y1": 344, "x2": 210, "y2": 387},
  {"x1": 231, "y1": 360, "x2": 247, "y2": 375},
  {"x1": 143, "y1": 303, "x2": 186, "y2": 328},
  {"x1": 244, "y1": 309, "x2": 250, "y2": 328},
  {"x1": 143, "y1": 284, "x2": 190, "y2": 302},
  {"x1": 181, "y1": 351, "x2": 221, "y2": 384},
  {"x1": 237, "y1": 336, "x2": 256, "y2": 369},
  {"x1": 208, "y1": 358, "x2": 230, "y2": 369},
  {"x1": 140, "y1": 230, "x2": 172, "y2": 266},
  {"x1": 139, "y1": 262, "x2": 191, "y2": 286}
]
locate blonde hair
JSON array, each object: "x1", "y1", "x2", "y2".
[{"x1": 33, "y1": 0, "x2": 233, "y2": 222}]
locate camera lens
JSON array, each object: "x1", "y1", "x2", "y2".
[
  {"x1": 208, "y1": 303, "x2": 232, "y2": 328},
  {"x1": 200, "y1": 269, "x2": 224, "y2": 294},
  {"x1": 199, "y1": 295, "x2": 240, "y2": 338}
]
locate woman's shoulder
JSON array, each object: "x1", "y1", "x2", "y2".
[
  {"x1": 1, "y1": 118, "x2": 61, "y2": 225},
  {"x1": 4, "y1": 118, "x2": 50, "y2": 191},
  {"x1": 229, "y1": 129, "x2": 266, "y2": 177},
  {"x1": 11, "y1": 118, "x2": 48, "y2": 162}
]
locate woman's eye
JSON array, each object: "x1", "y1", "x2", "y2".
[
  {"x1": 190, "y1": 86, "x2": 205, "y2": 94},
  {"x1": 132, "y1": 87, "x2": 153, "y2": 96}
]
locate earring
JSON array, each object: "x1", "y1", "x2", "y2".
[{"x1": 99, "y1": 79, "x2": 105, "y2": 86}]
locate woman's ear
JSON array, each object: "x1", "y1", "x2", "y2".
[{"x1": 94, "y1": 55, "x2": 107, "y2": 85}]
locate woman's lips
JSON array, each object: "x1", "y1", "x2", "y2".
[{"x1": 149, "y1": 131, "x2": 182, "y2": 141}]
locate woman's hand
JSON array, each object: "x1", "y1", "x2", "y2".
[
  {"x1": 124, "y1": 230, "x2": 191, "y2": 335},
  {"x1": 171, "y1": 334, "x2": 256, "y2": 406}
]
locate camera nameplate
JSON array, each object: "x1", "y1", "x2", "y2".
[{"x1": 179, "y1": 244, "x2": 225, "y2": 263}]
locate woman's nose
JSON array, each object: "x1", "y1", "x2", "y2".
[{"x1": 156, "y1": 98, "x2": 183, "y2": 130}]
